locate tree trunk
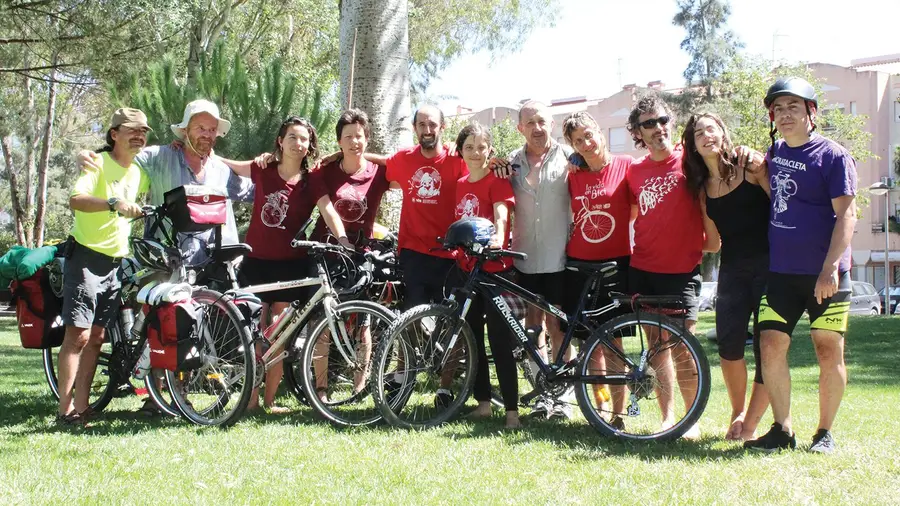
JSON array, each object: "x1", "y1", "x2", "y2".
[
  {"x1": 24, "y1": 73, "x2": 39, "y2": 245},
  {"x1": 339, "y1": 0, "x2": 412, "y2": 154},
  {"x1": 1, "y1": 135, "x2": 29, "y2": 246},
  {"x1": 32, "y1": 50, "x2": 59, "y2": 248},
  {"x1": 340, "y1": 0, "x2": 413, "y2": 231}
]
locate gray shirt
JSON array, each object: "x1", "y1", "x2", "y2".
[
  {"x1": 135, "y1": 145, "x2": 253, "y2": 266},
  {"x1": 509, "y1": 142, "x2": 573, "y2": 274}
]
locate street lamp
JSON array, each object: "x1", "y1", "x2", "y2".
[{"x1": 870, "y1": 181, "x2": 892, "y2": 314}]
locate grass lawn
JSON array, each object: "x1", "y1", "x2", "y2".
[{"x1": 1, "y1": 314, "x2": 898, "y2": 505}]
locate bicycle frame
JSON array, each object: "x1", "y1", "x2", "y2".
[
  {"x1": 445, "y1": 262, "x2": 621, "y2": 382},
  {"x1": 225, "y1": 256, "x2": 358, "y2": 376}
]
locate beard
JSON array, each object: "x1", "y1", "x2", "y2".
[
  {"x1": 187, "y1": 134, "x2": 214, "y2": 156},
  {"x1": 418, "y1": 134, "x2": 438, "y2": 150}
]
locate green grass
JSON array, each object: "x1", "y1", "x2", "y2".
[{"x1": 1, "y1": 315, "x2": 899, "y2": 505}]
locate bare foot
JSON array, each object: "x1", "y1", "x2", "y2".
[
  {"x1": 739, "y1": 422, "x2": 759, "y2": 441},
  {"x1": 469, "y1": 403, "x2": 493, "y2": 419},
  {"x1": 726, "y1": 415, "x2": 745, "y2": 441},
  {"x1": 504, "y1": 412, "x2": 522, "y2": 430}
]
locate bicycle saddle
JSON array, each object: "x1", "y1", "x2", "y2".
[
  {"x1": 565, "y1": 260, "x2": 617, "y2": 277},
  {"x1": 212, "y1": 243, "x2": 252, "y2": 264}
]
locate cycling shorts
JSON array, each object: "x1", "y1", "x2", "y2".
[{"x1": 757, "y1": 270, "x2": 851, "y2": 336}]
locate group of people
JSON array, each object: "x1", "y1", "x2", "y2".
[{"x1": 57, "y1": 75, "x2": 856, "y2": 453}]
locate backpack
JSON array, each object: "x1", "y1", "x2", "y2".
[
  {"x1": 11, "y1": 268, "x2": 65, "y2": 349},
  {"x1": 146, "y1": 300, "x2": 202, "y2": 372}
]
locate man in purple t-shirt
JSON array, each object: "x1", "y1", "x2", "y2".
[{"x1": 745, "y1": 78, "x2": 858, "y2": 454}]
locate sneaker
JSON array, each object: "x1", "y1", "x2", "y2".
[
  {"x1": 610, "y1": 415, "x2": 626, "y2": 431},
  {"x1": 809, "y1": 429, "x2": 836, "y2": 454},
  {"x1": 530, "y1": 396, "x2": 552, "y2": 418},
  {"x1": 434, "y1": 389, "x2": 454, "y2": 409},
  {"x1": 743, "y1": 422, "x2": 796, "y2": 452},
  {"x1": 550, "y1": 400, "x2": 573, "y2": 420}
]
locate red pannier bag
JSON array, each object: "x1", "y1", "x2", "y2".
[
  {"x1": 11, "y1": 269, "x2": 65, "y2": 349},
  {"x1": 147, "y1": 300, "x2": 202, "y2": 371},
  {"x1": 163, "y1": 185, "x2": 227, "y2": 232}
]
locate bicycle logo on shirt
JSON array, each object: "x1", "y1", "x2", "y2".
[
  {"x1": 261, "y1": 190, "x2": 290, "y2": 229},
  {"x1": 771, "y1": 172, "x2": 798, "y2": 217},
  {"x1": 574, "y1": 195, "x2": 614, "y2": 244},
  {"x1": 409, "y1": 167, "x2": 441, "y2": 201},
  {"x1": 637, "y1": 173, "x2": 680, "y2": 215}
]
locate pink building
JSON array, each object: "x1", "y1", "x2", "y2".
[{"x1": 449, "y1": 57, "x2": 900, "y2": 289}]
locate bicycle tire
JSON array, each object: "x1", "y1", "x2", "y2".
[
  {"x1": 372, "y1": 304, "x2": 478, "y2": 429},
  {"x1": 299, "y1": 300, "x2": 396, "y2": 427},
  {"x1": 166, "y1": 288, "x2": 255, "y2": 428},
  {"x1": 575, "y1": 313, "x2": 710, "y2": 442}
]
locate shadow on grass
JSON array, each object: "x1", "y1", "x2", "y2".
[{"x1": 700, "y1": 316, "x2": 899, "y2": 387}]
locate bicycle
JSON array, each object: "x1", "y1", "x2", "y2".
[
  {"x1": 219, "y1": 238, "x2": 396, "y2": 427},
  {"x1": 41, "y1": 256, "x2": 179, "y2": 417},
  {"x1": 371, "y1": 244, "x2": 711, "y2": 442}
]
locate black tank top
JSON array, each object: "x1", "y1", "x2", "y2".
[{"x1": 705, "y1": 173, "x2": 770, "y2": 264}]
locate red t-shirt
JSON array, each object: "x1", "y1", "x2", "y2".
[
  {"x1": 244, "y1": 161, "x2": 326, "y2": 260},
  {"x1": 453, "y1": 172, "x2": 515, "y2": 272},
  {"x1": 626, "y1": 150, "x2": 703, "y2": 274},
  {"x1": 385, "y1": 146, "x2": 468, "y2": 258},
  {"x1": 309, "y1": 160, "x2": 390, "y2": 247},
  {"x1": 566, "y1": 155, "x2": 634, "y2": 261}
]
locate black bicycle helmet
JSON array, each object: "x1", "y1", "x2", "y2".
[
  {"x1": 764, "y1": 77, "x2": 818, "y2": 109},
  {"x1": 443, "y1": 217, "x2": 495, "y2": 250}
]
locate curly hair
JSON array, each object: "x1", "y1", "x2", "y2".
[
  {"x1": 626, "y1": 94, "x2": 672, "y2": 150},
  {"x1": 681, "y1": 112, "x2": 736, "y2": 199},
  {"x1": 273, "y1": 116, "x2": 318, "y2": 188}
]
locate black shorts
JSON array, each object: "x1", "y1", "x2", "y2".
[
  {"x1": 716, "y1": 256, "x2": 768, "y2": 361},
  {"x1": 564, "y1": 256, "x2": 631, "y2": 329},
  {"x1": 239, "y1": 256, "x2": 312, "y2": 305},
  {"x1": 758, "y1": 270, "x2": 851, "y2": 336},
  {"x1": 515, "y1": 269, "x2": 566, "y2": 307},
  {"x1": 628, "y1": 266, "x2": 702, "y2": 321},
  {"x1": 398, "y1": 249, "x2": 456, "y2": 310}
]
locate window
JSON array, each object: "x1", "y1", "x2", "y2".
[
  {"x1": 850, "y1": 101, "x2": 857, "y2": 116},
  {"x1": 609, "y1": 127, "x2": 628, "y2": 153},
  {"x1": 851, "y1": 283, "x2": 862, "y2": 296}
]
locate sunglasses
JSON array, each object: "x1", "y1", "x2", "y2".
[{"x1": 638, "y1": 115, "x2": 670, "y2": 129}]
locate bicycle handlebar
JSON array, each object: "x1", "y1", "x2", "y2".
[{"x1": 290, "y1": 240, "x2": 351, "y2": 253}]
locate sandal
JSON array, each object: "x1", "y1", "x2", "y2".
[
  {"x1": 55, "y1": 412, "x2": 86, "y2": 428},
  {"x1": 137, "y1": 398, "x2": 162, "y2": 417}
]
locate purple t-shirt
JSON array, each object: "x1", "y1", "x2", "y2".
[{"x1": 766, "y1": 134, "x2": 857, "y2": 275}]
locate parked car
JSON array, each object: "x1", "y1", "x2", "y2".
[
  {"x1": 877, "y1": 286, "x2": 900, "y2": 314},
  {"x1": 699, "y1": 282, "x2": 717, "y2": 312},
  {"x1": 850, "y1": 281, "x2": 881, "y2": 315}
]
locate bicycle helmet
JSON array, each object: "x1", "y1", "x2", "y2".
[
  {"x1": 764, "y1": 77, "x2": 818, "y2": 154},
  {"x1": 764, "y1": 77, "x2": 818, "y2": 109},
  {"x1": 443, "y1": 217, "x2": 495, "y2": 250}
]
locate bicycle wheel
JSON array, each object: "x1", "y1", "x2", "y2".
[
  {"x1": 42, "y1": 322, "x2": 121, "y2": 413},
  {"x1": 283, "y1": 326, "x2": 312, "y2": 407},
  {"x1": 575, "y1": 313, "x2": 710, "y2": 442},
  {"x1": 372, "y1": 304, "x2": 477, "y2": 429},
  {"x1": 166, "y1": 288, "x2": 255, "y2": 428},
  {"x1": 299, "y1": 300, "x2": 396, "y2": 427}
]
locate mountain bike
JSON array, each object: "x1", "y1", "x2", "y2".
[{"x1": 371, "y1": 246, "x2": 711, "y2": 442}]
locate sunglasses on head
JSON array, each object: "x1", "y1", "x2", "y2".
[{"x1": 638, "y1": 115, "x2": 670, "y2": 129}]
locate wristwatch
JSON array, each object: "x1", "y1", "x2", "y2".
[{"x1": 107, "y1": 197, "x2": 120, "y2": 212}]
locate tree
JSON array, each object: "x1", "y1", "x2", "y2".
[{"x1": 672, "y1": 0, "x2": 743, "y2": 99}]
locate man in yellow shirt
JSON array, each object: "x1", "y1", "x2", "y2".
[{"x1": 57, "y1": 108, "x2": 150, "y2": 426}]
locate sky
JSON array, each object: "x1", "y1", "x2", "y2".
[{"x1": 427, "y1": 0, "x2": 899, "y2": 113}]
